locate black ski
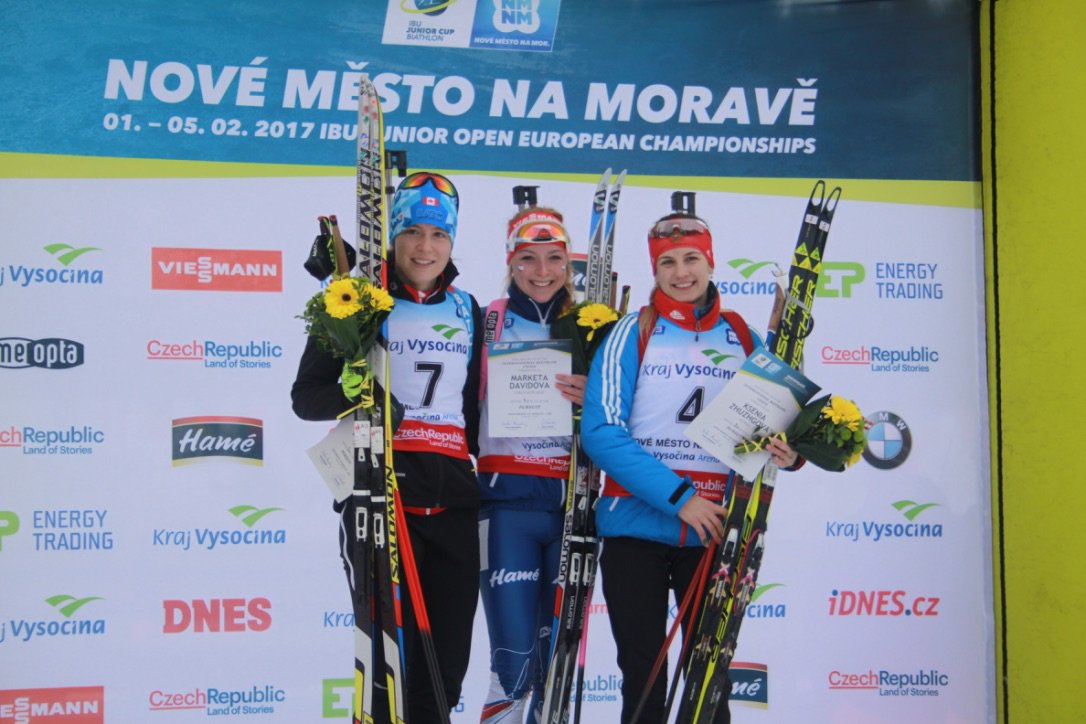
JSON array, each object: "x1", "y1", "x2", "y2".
[{"x1": 675, "y1": 181, "x2": 842, "y2": 723}]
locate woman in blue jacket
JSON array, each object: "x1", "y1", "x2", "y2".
[
  {"x1": 476, "y1": 206, "x2": 585, "y2": 723},
  {"x1": 581, "y1": 205, "x2": 797, "y2": 724}
]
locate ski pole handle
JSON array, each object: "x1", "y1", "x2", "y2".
[{"x1": 328, "y1": 214, "x2": 351, "y2": 279}]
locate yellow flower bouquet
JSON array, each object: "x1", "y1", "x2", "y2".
[
  {"x1": 551, "y1": 301, "x2": 620, "y2": 377},
  {"x1": 734, "y1": 394, "x2": 866, "y2": 472},
  {"x1": 299, "y1": 276, "x2": 394, "y2": 410}
]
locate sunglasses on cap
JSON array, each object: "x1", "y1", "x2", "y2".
[
  {"x1": 507, "y1": 219, "x2": 570, "y2": 253},
  {"x1": 650, "y1": 215, "x2": 710, "y2": 241},
  {"x1": 400, "y1": 172, "x2": 458, "y2": 203}
]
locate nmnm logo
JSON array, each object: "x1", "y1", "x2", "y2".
[
  {"x1": 171, "y1": 416, "x2": 263, "y2": 466},
  {"x1": 0, "y1": 686, "x2": 104, "y2": 723},
  {"x1": 0, "y1": 337, "x2": 85, "y2": 369}
]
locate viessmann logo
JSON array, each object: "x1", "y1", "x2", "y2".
[
  {"x1": 171, "y1": 417, "x2": 263, "y2": 466},
  {"x1": 0, "y1": 686, "x2": 104, "y2": 722},
  {"x1": 0, "y1": 337, "x2": 84, "y2": 369},
  {"x1": 151, "y1": 248, "x2": 282, "y2": 292}
]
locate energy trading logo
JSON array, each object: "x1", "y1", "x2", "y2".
[
  {"x1": 828, "y1": 668, "x2": 950, "y2": 698},
  {"x1": 862, "y1": 411, "x2": 911, "y2": 469},
  {"x1": 162, "y1": 597, "x2": 272, "y2": 634},
  {"x1": 148, "y1": 685, "x2": 286, "y2": 716},
  {"x1": 151, "y1": 505, "x2": 286, "y2": 552},
  {"x1": 0, "y1": 511, "x2": 18, "y2": 552},
  {"x1": 151, "y1": 248, "x2": 282, "y2": 292},
  {"x1": 5, "y1": 594, "x2": 106, "y2": 643},
  {"x1": 874, "y1": 261, "x2": 944, "y2": 300},
  {"x1": 719, "y1": 259, "x2": 865, "y2": 298},
  {"x1": 31, "y1": 508, "x2": 114, "y2": 552},
  {"x1": 171, "y1": 416, "x2": 263, "y2": 466},
  {"x1": 825, "y1": 500, "x2": 943, "y2": 543},
  {"x1": 146, "y1": 339, "x2": 284, "y2": 369},
  {"x1": 0, "y1": 686, "x2": 104, "y2": 722},
  {"x1": 0, "y1": 243, "x2": 104, "y2": 288},
  {"x1": 0, "y1": 337, "x2": 84, "y2": 369}
]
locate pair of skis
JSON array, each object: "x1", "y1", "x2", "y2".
[
  {"x1": 673, "y1": 181, "x2": 843, "y2": 723},
  {"x1": 330, "y1": 76, "x2": 448, "y2": 724},
  {"x1": 540, "y1": 168, "x2": 626, "y2": 724}
]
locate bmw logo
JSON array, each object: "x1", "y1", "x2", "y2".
[{"x1": 862, "y1": 411, "x2": 911, "y2": 469}]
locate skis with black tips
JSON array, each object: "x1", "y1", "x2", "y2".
[
  {"x1": 541, "y1": 168, "x2": 626, "y2": 724},
  {"x1": 674, "y1": 181, "x2": 842, "y2": 724}
]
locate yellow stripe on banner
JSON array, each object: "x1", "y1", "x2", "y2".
[
  {"x1": 0, "y1": 152, "x2": 982, "y2": 209},
  {"x1": 0, "y1": 152, "x2": 350, "y2": 179}
]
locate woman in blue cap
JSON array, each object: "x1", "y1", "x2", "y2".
[{"x1": 293, "y1": 172, "x2": 483, "y2": 724}]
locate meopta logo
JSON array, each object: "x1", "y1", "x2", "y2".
[
  {"x1": 1, "y1": 243, "x2": 104, "y2": 289},
  {"x1": 862, "y1": 411, "x2": 912, "y2": 469},
  {"x1": 1, "y1": 425, "x2": 105, "y2": 456},
  {"x1": 874, "y1": 261, "x2": 944, "y2": 300},
  {"x1": 151, "y1": 505, "x2": 286, "y2": 552},
  {"x1": 171, "y1": 416, "x2": 263, "y2": 466},
  {"x1": 5, "y1": 594, "x2": 106, "y2": 643},
  {"x1": 148, "y1": 684, "x2": 286, "y2": 716},
  {"x1": 819, "y1": 344, "x2": 940, "y2": 373},
  {"x1": 826, "y1": 500, "x2": 943, "y2": 543},
  {"x1": 162, "y1": 598, "x2": 272, "y2": 634},
  {"x1": 146, "y1": 339, "x2": 284, "y2": 369},
  {"x1": 827, "y1": 589, "x2": 941, "y2": 617},
  {"x1": 151, "y1": 248, "x2": 282, "y2": 292},
  {"x1": 0, "y1": 686, "x2": 104, "y2": 722},
  {"x1": 31, "y1": 509, "x2": 114, "y2": 552},
  {"x1": 0, "y1": 337, "x2": 84, "y2": 369},
  {"x1": 828, "y1": 667, "x2": 950, "y2": 697}
]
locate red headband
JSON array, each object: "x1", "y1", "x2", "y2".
[{"x1": 647, "y1": 215, "x2": 715, "y2": 270}]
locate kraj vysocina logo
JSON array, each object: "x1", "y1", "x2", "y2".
[
  {"x1": 171, "y1": 417, "x2": 263, "y2": 466},
  {"x1": 862, "y1": 411, "x2": 911, "y2": 469},
  {"x1": 1, "y1": 242, "x2": 104, "y2": 288},
  {"x1": 148, "y1": 684, "x2": 286, "y2": 716},
  {"x1": 4, "y1": 594, "x2": 106, "y2": 643},
  {"x1": 0, "y1": 686, "x2": 104, "y2": 722},
  {"x1": 1, "y1": 424, "x2": 105, "y2": 456},
  {"x1": 147, "y1": 338, "x2": 284, "y2": 369},
  {"x1": 152, "y1": 505, "x2": 286, "y2": 552},
  {"x1": 825, "y1": 500, "x2": 942, "y2": 543},
  {"x1": 151, "y1": 248, "x2": 282, "y2": 292},
  {"x1": 0, "y1": 337, "x2": 84, "y2": 369}
]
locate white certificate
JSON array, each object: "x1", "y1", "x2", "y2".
[
  {"x1": 487, "y1": 339, "x2": 572, "y2": 438},
  {"x1": 684, "y1": 346, "x2": 821, "y2": 479},
  {"x1": 305, "y1": 417, "x2": 356, "y2": 503}
]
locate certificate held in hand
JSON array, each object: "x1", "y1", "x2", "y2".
[{"x1": 487, "y1": 339, "x2": 572, "y2": 438}]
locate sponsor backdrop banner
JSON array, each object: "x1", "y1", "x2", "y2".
[{"x1": 0, "y1": 1, "x2": 992, "y2": 722}]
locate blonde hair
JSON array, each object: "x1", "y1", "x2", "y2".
[{"x1": 503, "y1": 206, "x2": 576, "y2": 316}]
